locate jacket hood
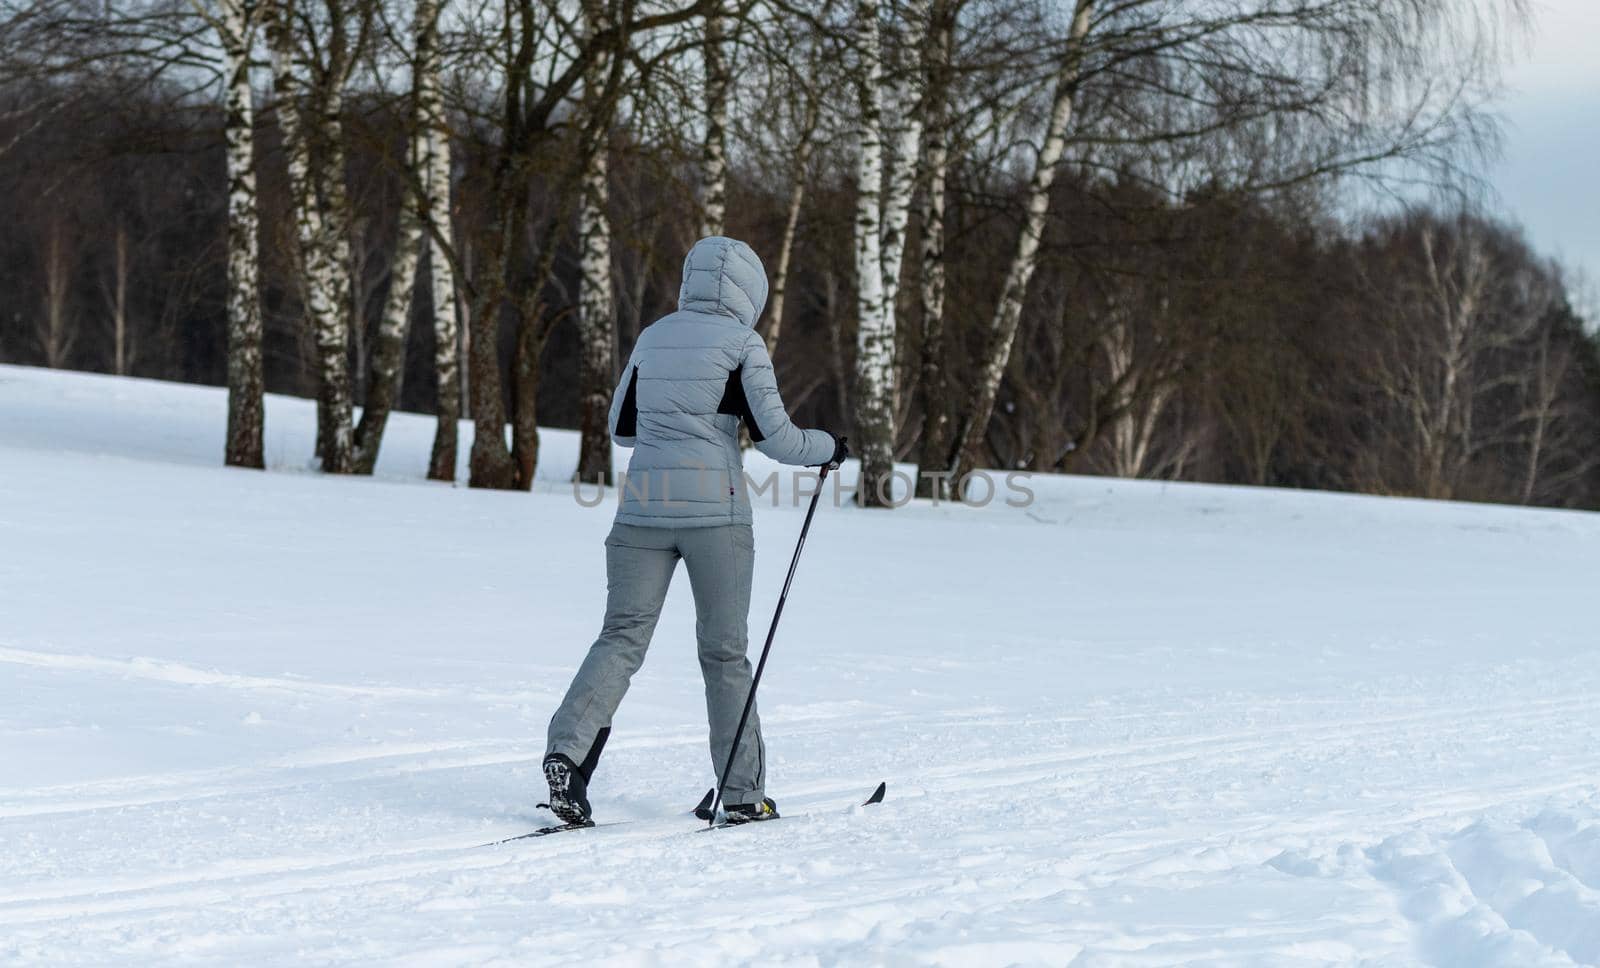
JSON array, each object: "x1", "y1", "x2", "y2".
[{"x1": 678, "y1": 236, "x2": 768, "y2": 328}]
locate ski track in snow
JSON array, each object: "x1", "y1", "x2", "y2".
[{"x1": 3, "y1": 365, "x2": 1600, "y2": 966}]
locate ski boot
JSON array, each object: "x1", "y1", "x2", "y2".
[
  {"x1": 539, "y1": 754, "x2": 592, "y2": 825},
  {"x1": 721, "y1": 797, "x2": 780, "y2": 825}
]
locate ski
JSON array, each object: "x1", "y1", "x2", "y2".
[
  {"x1": 479, "y1": 788, "x2": 715, "y2": 847},
  {"x1": 698, "y1": 781, "x2": 886, "y2": 831},
  {"x1": 481, "y1": 819, "x2": 603, "y2": 845},
  {"x1": 481, "y1": 782, "x2": 883, "y2": 845}
]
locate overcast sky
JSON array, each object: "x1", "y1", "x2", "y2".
[{"x1": 1493, "y1": 0, "x2": 1600, "y2": 309}]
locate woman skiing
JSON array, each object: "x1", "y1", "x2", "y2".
[{"x1": 542, "y1": 236, "x2": 847, "y2": 826}]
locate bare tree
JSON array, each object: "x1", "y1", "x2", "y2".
[
  {"x1": 1520, "y1": 313, "x2": 1567, "y2": 504},
  {"x1": 11, "y1": 0, "x2": 1593, "y2": 515},
  {"x1": 850, "y1": 0, "x2": 924, "y2": 506},
  {"x1": 416, "y1": 0, "x2": 459, "y2": 482},
  {"x1": 265, "y1": 0, "x2": 367, "y2": 473},
  {"x1": 697, "y1": 0, "x2": 728, "y2": 237},
  {"x1": 351, "y1": 172, "x2": 423, "y2": 473},
  {"x1": 1414, "y1": 222, "x2": 1493, "y2": 499},
  {"x1": 1357, "y1": 213, "x2": 1560, "y2": 500},
  {"x1": 764, "y1": 99, "x2": 818, "y2": 358},
  {"x1": 850, "y1": 0, "x2": 887, "y2": 501},
  {"x1": 36, "y1": 216, "x2": 76, "y2": 368},
  {"x1": 1089, "y1": 299, "x2": 1190, "y2": 479},
  {"x1": 945, "y1": 0, "x2": 1527, "y2": 492},
  {"x1": 1513, "y1": 301, "x2": 1599, "y2": 505},
  {"x1": 352, "y1": 0, "x2": 446, "y2": 475},
  {"x1": 912, "y1": 0, "x2": 955, "y2": 497},
  {"x1": 101, "y1": 220, "x2": 133, "y2": 376},
  {"x1": 575, "y1": 0, "x2": 618, "y2": 486},
  {"x1": 946, "y1": 0, "x2": 1092, "y2": 488},
  {"x1": 449, "y1": 0, "x2": 714, "y2": 489},
  {"x1": 729, "y1": 5, "x2": 837, "y2": 360},
  {"x1": 191, "y1": 0, "x2": 266, "y2": 468}
]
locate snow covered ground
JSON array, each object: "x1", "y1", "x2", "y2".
[{"x1": 2, "y1": 363, "x2": 1599, "y2": 966}]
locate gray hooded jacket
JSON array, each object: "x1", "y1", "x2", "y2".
[{"x1": 608, "y1": 237, "x2": 835, "y2": 527}]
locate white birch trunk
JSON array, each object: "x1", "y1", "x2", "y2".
[
  {"x1": 853, "y1": 0, "x2": 928, "y2": 507},
  {"x1": 193, "y1": 0, "x2": 266, "y2": 468},
  {"x1": 353, "y1": 145, "x2": 424, "y2": 474},
  {"x1": 418, "y1": 0, "x2": 459, "y2": 481},
  {"x1": 354, "y1": 0, "x2": 455, "y2": 474},
  {"x1": 1415, "y1": 225, "x2": 1489, "y2": 499},
  {"x1": 765, "y1": 97, "x2": 819, "y2": 358},
  {"x1": 379, "y1": 193, "x2": 424, "y2": 396},
  {"x1": 267, "y1": 0, "x2": 355, "y2": 473},
  {"x1": 698, "y1": 3, "x2": 729, "y2": 238},
  {"x1": 1100, "y1": 316, "x2": 1170, "y2": 478},
  {"x1": 851, "y1": 0, "x2": 892, "y2": 507},
  {"x1": 952, "y1": 0, "x2": 1094, "y2": 487},
  {"x1": 111, "y1": 221, "x2": 130, "y2": 376},
  {"x1": 766, "y1": 178, "x2": 808, "y2": 357},
  {"x1": 1520, "y1": 325, "x2": 1557, "y2": 504},
  {"x1": 349, "y1": 221, "x2": 370, "y2": 394},
  {"x1": 575, "y1": 7, "x2": 616, "y2": 484},
  {"x1": 39, "y1": 220, "x2": 74, "y2": 368},
  {"x1": 877, "y1": 19, "x2": 924, "y2": 322},
  {"x1": 914, "y1": 0, "x2": 953, "y2": 499},
  {"x1": 320, "y1": 91, "x2": 357, "y2": 473},
  {"x1": 766, "y1": 162, "x2": 809, "y2": 357},
  {"x1": 576, "y1": 145, "x2": 615, "y2": 483}
]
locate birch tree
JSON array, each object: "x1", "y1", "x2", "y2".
[
  {"x1": 851, "y1": 0, "x2": 925, "y2": 507},
  {"x1": 102, "y1": 221, "x2": 133, "y2": 377},
  {"x1": 941, "y1": 0, "x2": 1520, "y2": 492},
  {"x1": 1358, "y1": 216, "x2": 1555, "y2": 500},
  {"x1": 353, "y1": 0, "x2": 444, "y2": 474},
  {"x1": 912, "y1": 0, "x2": 954, "y2": 498},
  {"x1": 193, "y1": 0, "x2": 266, "y2": 468},
  {"x1": 9, "y1": 0, "x2": 1577, "y2": 509},
  {"x1": 1093, "y1": 304, "x2": 1190, "y2": 479},
  {"x1": 945, "y1": 0, "x2": 1092, "y2": 489},
  {"x1": 458, "y1": 0, "x2": 541, "y2": 490},
  {"x1": 1411, "y1": 224, "x2": 1492, "y2": 499},
  {"x1": 697, "y1": 0, "x2": 729, "y2": 238},
  {"x1": 735, "y1": 9, "x2": 834, "y2": 359},
  {"x1": 455, "y1": 0, "x2": 712, "y2": 489},
  {"x1": 351, "y1": 160, "x2": 424, "y2": 474},
  {"x1": 1513, "y1": 302, "x2": 1598, "y2": 505},
  {"x1": 764, "y1": 95, "x2": 817, "y2": 358},
  {"x1": 575, "y1": 0, "x2": 617, "y2": 486},
  {"x1": 1519, "y1": 315, "x2": 1568, "y2": 504},
  {"x1": 850, "y1": 0, "x2": 888, "y2": 503},
  {"x1": 265, "y1": 0, "x2": 364, "y2": 474},
  {"x1": 37, "y1": 218, "x2": 75, "y2": 368},
  {"x1": 416, "y1": 0, "x2": 459, "y2": 482}
]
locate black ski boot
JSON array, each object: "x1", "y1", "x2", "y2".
[
  {"x1": 721, "y1": 797, "x2": 779, "y2": 825},
  {"x1": 540, "y1": 754, "x2": 592, "y2": 825}
]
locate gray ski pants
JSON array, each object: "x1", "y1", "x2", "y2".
[{"x1": 546, "y1": 521, "x2": 766, "y2": 802}]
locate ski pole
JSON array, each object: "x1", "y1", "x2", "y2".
[{"x1": 707, "y1": 460, "x2": 834, "y2": 826}]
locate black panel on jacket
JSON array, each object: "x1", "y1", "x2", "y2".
[
  {"x1": 717, "y1": 366, "x2": 767, "y2": 442},
  {"x1": 616, "y1": 366, "x2": 639, "y2": 437}
]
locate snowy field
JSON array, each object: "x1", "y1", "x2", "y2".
[{"x1": 3, "y1": 363, "x2": 1600, "y2": 967}]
